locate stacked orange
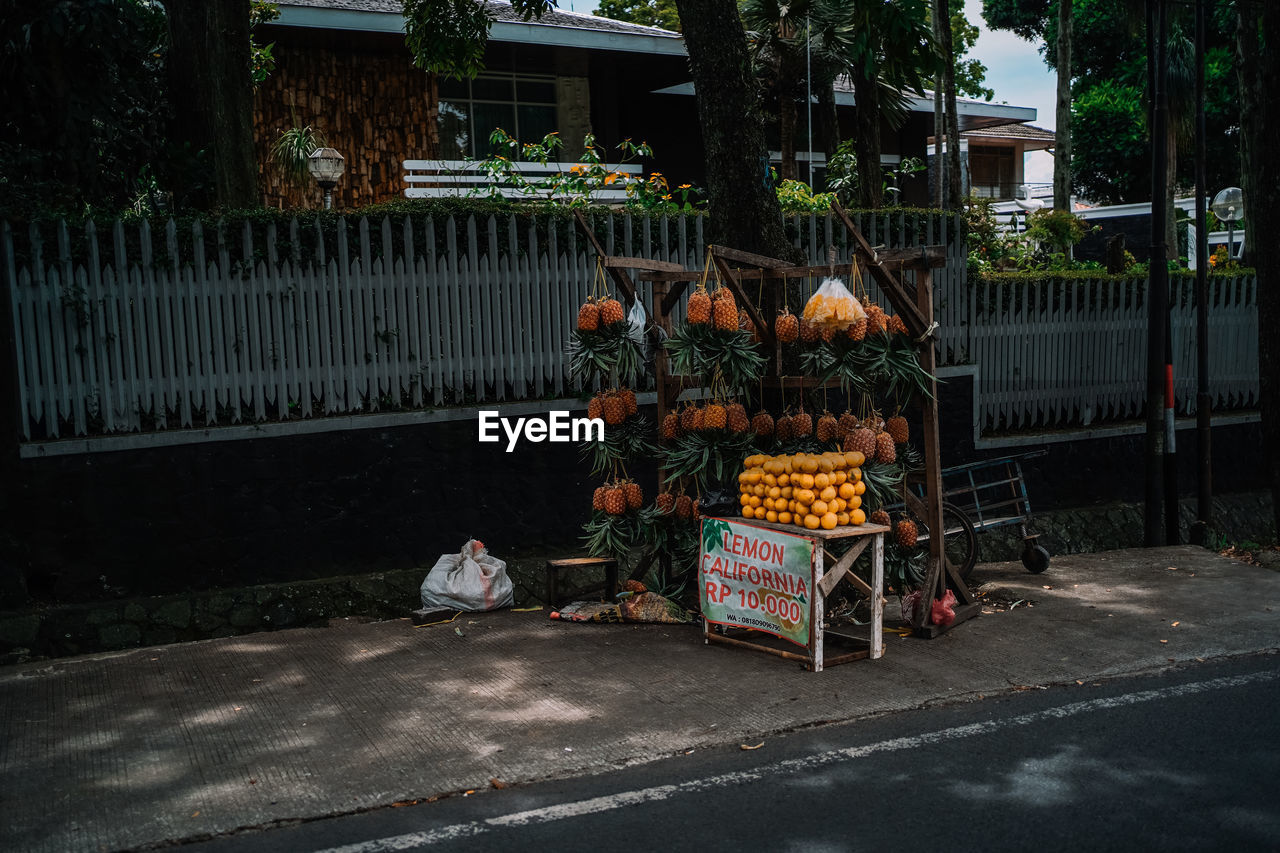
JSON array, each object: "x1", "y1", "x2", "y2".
[{"x1": 737, "y1": 451, "x2": 867, "y2": 531}]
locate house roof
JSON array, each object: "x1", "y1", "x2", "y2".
[
  {"x1": 964, "y1": 124, "x2": 1057, "y2": 143},
  {"x1": 273, "y1": 1, "x2": 686, "y2": 54}
]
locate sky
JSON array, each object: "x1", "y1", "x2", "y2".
[{"x1": 561, "y1": 0, "x2": 1059, "y2": 184}]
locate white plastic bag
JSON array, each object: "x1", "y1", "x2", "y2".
[
  {"x1": 420, "y1": 539, "x2": 514, "y2": 611},
  {"x1": 802, "y1": 276, "x2": 865, "y2": 329},
  {"x1": 627, "y1": 298, "x2": 646, "y2": 345}
]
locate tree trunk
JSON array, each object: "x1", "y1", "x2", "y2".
[
  {"x1": 167, "y1": 0, "x2": 258, "y2": 209},
  {"x1": 1165, "y1": 132, "x2": 1178, "y2": 260},
  {"x1": 817, "y1": 79, "x2": 839, "y2": 167},
  {"x1": 1236, "y1": 3, "x2": 1280, "y2": 533},
  {"x1": 939, "y1": 0, "x2": 962, "y2": 208},
  {"x1": 674, "y1": 0, "x2": 791, "y2": 259},
  {"x1": 852, "y1": 70, "x2": 883, "y2": 208},
  {"x1": 780, "y1": 92, "x2": 798, "y2": 182},
  {"x1": 932, "y1": 0, "x2": 944, "y2": 208},
  {"x1": 1054, "y1": 0, "x2": 1073, "y2": 213}
]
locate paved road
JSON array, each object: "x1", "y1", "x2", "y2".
[{"x1": 179, "y1": 653, "x2": 1280, "y2": 853}]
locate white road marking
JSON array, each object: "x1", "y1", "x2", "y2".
[{"x1": 316, "y1": 668, "x2": 1280, "y2": 853}]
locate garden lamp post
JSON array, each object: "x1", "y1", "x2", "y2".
[
  {"x1": 1211, "y1": 187, "x2": 1243, "y2": 259},
  {"x1": 307, "y1": 147, "x2": 345, "y2": 210}
]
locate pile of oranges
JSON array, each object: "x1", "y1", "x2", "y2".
[{"x1": 737, "y1": 451, "x2": 868, "y2": 531}]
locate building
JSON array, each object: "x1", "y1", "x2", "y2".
[{"x1": 258, "y1": 1, "x2": 1040, "y2": 208}]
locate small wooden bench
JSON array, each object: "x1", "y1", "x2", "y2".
[
  {"x1": 545, "y1": 557, "x2": 619, "y2": 607},
  {"x1": 403, "y1": 159, "x2": 641, "y2": 201}
]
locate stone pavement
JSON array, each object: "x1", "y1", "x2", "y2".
[{"x1": 1, "y1": 546, "x2": 1277, "y2": 853}]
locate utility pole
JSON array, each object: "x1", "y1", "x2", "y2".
[
  {"x1": 1191, "y1": 0, "x2": 1212, "y2": 545},
  {"x1": 1145, "y1": 0, "x2": 1170, "y2": 546}
]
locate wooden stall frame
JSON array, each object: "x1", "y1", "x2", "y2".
[{"x1": 573, "y1": 205, "x2": 975, "y2": 641}]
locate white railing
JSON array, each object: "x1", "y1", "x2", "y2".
[{"x1": 403, "y1": 159, "x2": 641, "y2": 201}]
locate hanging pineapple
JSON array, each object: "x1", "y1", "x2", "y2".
[
  {"x1": 603, "y1": 484, "x2": 627, "y2": 515},
  {"x1": 656, "y1": 491, "x2": 675, "y2": 514},
  {"x1": 661, "y1": 411, "x2": 680, "y2": 441},
  {"x1": 687, "y1": 285, "x2": 712, "y2": 325},
  {"x1": 577, "y1": 297, "x2": 600, "y2": 331},
  {"x1": 587, "y1": 393, "x2": 604, "y2": 422},
  {"x1": 775, "y1": 307, "x2": 800, "y2": 343},
  {"x1": 837, "y1": 410, "x2": 858, "y2": 441},
  {"x1": 865, "y1": 303, "x2": 886, "y2": 336},
  {"x1": 620, "y1": 387, "x2": 638, "y2": 416},
  {"x1": 674, "y1": 494, "x2": 694, "y2": 519},
  {"x1": 599, "y1": 297, "x2": 625, "y2": 327},
  {"x1": 886, "y1": 414, "x2": 909, "y2": 444},
  {"x1": 751, "y1": 410, "x2": 775, "y2": 438},
  {"x1": 845, "y1": 426, "x2": 877, "y2": 459},
  {"x1": 727, "y1": 402, "x2": 750, "y2": 433},
  {"x1": 874, "y1": 430, "x2": 897, "y2": 464},
  {"x1": 887, "y1": 314, "x2": 908, "y2": 336},
  {"x1": 602, "y1": 391, "x2": 627, "y2": 426},
  {"x1": 623, "y1": 480, "x2": 644, "y2": 510},
  {"x1": 894, "y1": 517, "x2": 919, "y2": 548},
  {"x1": 703, "y1": 401, "x2": 728, "y2": 431},
  {"x1": 815, "y1": 411, "x2": 839, "y2": 443},
  {"x1": 712, "y1": 287, "x2": 739, "y2": 331},
  {"x1": 791, "y1": 406, "x2": 813, "y2": 438},
  {"x1": 846, "y1": 316, "x2": 867, "y2": 342},
  {"x1": 799, "y1": 318, "x2": 820, "y2": 344},
  {"x1": 775, "y1": 414, "x2": 794, "y2": 442},
  {"x1": 593, "y1": 485, "x2": 608, "y2": 512},
  {"x1": 869, "y1": 508, "x2": 891, "y2": 528}
]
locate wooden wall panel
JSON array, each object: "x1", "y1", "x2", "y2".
[{"x1": 254, "y1": 44, "x2": 438, "y2": 210}]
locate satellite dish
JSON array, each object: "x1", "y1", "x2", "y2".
[{"x1": 1211, "y1": 187, "x2": 1243, "y2": 222}]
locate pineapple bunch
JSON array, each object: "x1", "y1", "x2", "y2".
[
  {"x1": 667, "y1": 400, "x2": 751, "y2": 438},
  {"x1": 815, "y1": 411, "x2": 840, "y2": 444},
  {"x1": 577, "y1": 296, "x2": 627, "y2": 331},
  {"x1": 864, "y1": 303, "x2": 886, "y2": 337},
  {"x1": 587, "y1": 387, "x2": 639, "y2": 426},
  {"x1": 840, "y1": 414, "x2": 899, "y2": 463},
  {"x1": 593, "y1": 478, "x2": 644, "y2": 516},
  {"x1": 737, "y1": 451, "x2": 868, "y2": 530},
  {"x1": 894, "y1": 517, "x2": 918, "y2": 547},
  {"x1": 751, "y1": 409, "x2": 775, "y2": 438}
]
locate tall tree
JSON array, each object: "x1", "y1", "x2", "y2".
[
  {"x1": 166, "y1": 0, "x2": 258, "y2": 209},
  {"x1": 1054, "y1": 0, "x2": 1072, "y2": 212},
  {"x1": 674, "y1": 0, "x2": 791, "y2": 257},
  {"x1": 595, "y1": 0, "x2": 682, "y2": 31},
  {"x1": 1237, "y1": 0, "x2": 1280, "y2": 532},
  {"x1": 938, "y1": 0, "x2": 962, "y2": 207},
  {"x1": 847, "y1": 0, "x2": 937, "y2": 207}
]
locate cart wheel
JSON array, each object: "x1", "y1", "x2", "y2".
[
  {"x1": 1021, "y1": 544, "x2": 1050, "y2": 574},
  {"x1": 940, "y1": 501, "x2": 979, "y2": 581}
]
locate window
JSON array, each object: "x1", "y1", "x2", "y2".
[{"x1": 437, "y1": 74, "x2": 559, "y2": 160}]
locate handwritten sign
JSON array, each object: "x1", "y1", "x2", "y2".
[{"x1": 699, "y1": 517, "x2": 814, "y2": 648}]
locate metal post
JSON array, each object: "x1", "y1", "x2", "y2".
[
  {"x1": 1191, "y1": 0, "x2": 1212, "y2": 545},
  {"x1": 1145, "y1": 0, "x2": 1169, "y2": 546}
]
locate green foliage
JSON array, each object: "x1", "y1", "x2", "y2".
[
  {"x1": 1023, "y1": 208, "x2": 1095, "y2": 257},
  {"x1": 1070, "y1": 79, "x2": 1148, "y2": 204},
  {"x1": 581, "y1": 416, "x2": 658, "y2": 476},
  {"x1": 797, "y1": 332, "x2": 934, "y2": 401},
  {"x1": 663, "y1": 323, "x2": 767, "y2": 393},
  {"x1": 568, "y1": 322, "x2": 644, "y2": 385},
  {"x1": 776, "y1": 180, "x2": 835, "y2": 214},
  {"x1": 270, "y1": 121, "x2": 323, "y2": 193},
  {"x1": 0, "y1": 0, "x2": 169, "y2": 220},
  {"x1": 980, "y1": 0, "x2": 1051, "y2": 43},
  {"x1": 249, "y1": 1, "x2": 280, "y2": 86},
  {"x1": 402, "y1": 0, "x2": 494, "y2": 79},
  {"x1": 948, "y1": 9, "x2": 994, "y2": 101},
  {"x1": 595, "y1": 0, "x2": 681, "y2": 31},
  {"x1": 472, "y1": 128, "x2": 702, "y2": 212},
  {"x1": 660, "y1": 430, "x2": 758, "y2": 491}
]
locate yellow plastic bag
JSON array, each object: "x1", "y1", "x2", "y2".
[{"x1": 802, "y1": 277, "x2": 865, "y2": 329}]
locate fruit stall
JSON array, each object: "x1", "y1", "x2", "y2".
[{"x1": 568, "y1": 203, "x2": 977, "y2": 668}]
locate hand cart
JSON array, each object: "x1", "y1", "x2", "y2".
[{"x1": 937, "y1": 451, "x2": 1050, "y2": 574}]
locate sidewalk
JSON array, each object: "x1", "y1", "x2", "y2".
[{"x1": 2, "y1": 545, "x2": 1277, "y2": 853}]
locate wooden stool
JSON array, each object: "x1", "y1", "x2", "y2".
[{"x1": 545, "y1": 557, "x2": 619, "y2": 607}]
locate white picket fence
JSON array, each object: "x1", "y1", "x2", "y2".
[
  {"x1": 6, "y1": 211, "x2": 1256, "y2": 444},
  {"x1": 2, "y1": 211, "x2": 965, "y2": 441},
  {"x1": 970, "y1": 274, "x2": 1259, "y2": 433}
]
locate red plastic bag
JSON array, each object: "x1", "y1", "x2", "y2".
[{"x1": 930, "y1": 590, "x2": 958, "y2": 627}]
